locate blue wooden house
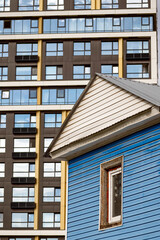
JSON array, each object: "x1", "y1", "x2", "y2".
[{"x1": 47, "y1": 74, "x2": 160, "y2": 240}]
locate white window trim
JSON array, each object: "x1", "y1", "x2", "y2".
[{"x1": 108, "y1": 167, "x2": 122, "y2": 224}]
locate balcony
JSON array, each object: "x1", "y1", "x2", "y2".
[
  {"x1": 11, "y1": 202, "x2": 36, "y2": 209},
  {"x1": 12, "y1": 152, "x2": 37, "y2": 159},
  {"x1": 11, "y1": 177, "x2": 36, "y2": 184},
  {"x1": 13, "y1": 128, "x2": 37, "y2": 134},
  {"x1": 15, "y1": 55, "x2": 39, "y2": 63},
  {"x1": 126, "y1": 53, "x2": 150, "y2": 61}
]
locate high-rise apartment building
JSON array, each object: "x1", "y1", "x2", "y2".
[{"x1": 0, "y1": 0, "x2": 157, "y2": 240}]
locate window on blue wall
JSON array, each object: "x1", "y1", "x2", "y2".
[
  {"x1": 73, "y1": 42, "x2": 91, "y2": 56},
  {"x1": 18, "y1": 0, "x2": 39, "y2": 11},
  {"x1": 100, "y1": 156, "x2": 122, "y2": 229},
  {"x1": 74, "y1": 0, "x2": 91, "y2": 9},
  {"x1": 101, "y1": 0, "x2": 119, "y2": 9},
  {"x1": 127, "y1": 64, "x2": 149, "y2": 78}
]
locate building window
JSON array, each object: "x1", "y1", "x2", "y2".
[
  {"x1": 44, "y1": 138, "x2": 53, "y2": 152},
  {"x1": 43, "y1": 16, "x2": 153, "y2": 34},
  {"x1": 40, "y1": 238, "x2": 58, "y2": 240},
  {"x1": 9, "y1": 238, "x2": 32, "y2": 240},
  {"x1": 14, "y1": 139, "x2": 35, "y2": 152},
  {"x1": 101, "y1": 65, "x2": 118, "y2": 77},
  {"x1": 73, "y1": 42, "x2": 91, "y2": 56},
  {"x1": 18, "y1": 0, "x2": 39, "y2": 11},
  {"x1": 42, "y1": 88, "x2": 84, "y2": 105},
  {"x1": 0, "y1": 114, "x2": 6, "y2": 128},
  {"x1": 127, "y1": 64, "x2": 149, "y2": 78},
  {"x1": 12, "y1": 213, "x2": 34, "y2": 228},
  {"x1": 44, "y1": 113, "x2": 62, "y2": 128},
  {"x1": 42, "y1": 213, "x2": 60, "y2": 228},
  {"x1": 12, "y1": 188, "x2": 34, "y2": 202},
  {"x1": 0, "y1": 44, "x2": 8, "y2": 57},
  {"x1": 0, "y1": 67, "x2": 8, "y2": 81},
  {"x1": 43, "y1": 163, "x2": 61, "y2": 177},
  {"x1": 46, "y1": 43, "x2": 63, "y2": 56},
  {"x1": 0, "y1": 89, "x2": 37, "y2": 106},
  {"x1": 14, "y1": 114, "x2": 36, "y2": 128},
  {"x1": 127, "y1": 40, "x2": 149, "y2": 53},
  {"x1": 0, "y1": 188, "x2": 4, "y2": 202},
  {"x1": 126, "y1": 0, "x2": 149, "y2": 8},
  {"x1": 46, "y1": 66, "x2": 63, "y2": 80},
  {"x1": 100, "y1": 156, "x2": 122, "y2": 229},
  {"x1": 47, "y1": 0, "x2": 64, "y2": 10},
  {"x1": 13, "y1": 163, "x2": 35, "y2": 177},
  {"x1": 101, "y1": 41, "x2": 118, "y2": 55},
  {"x1": 101, "y1": 0, "x2": 119, "y2": 9},
  {"x1": 0, "y1": 0, "x2": 10, "y2": 11},
  {"x1": 74, "y1": 0, "x2": 91, "y2": 9},
  {"x1": 16, "y1": 67, "x2": 37, "y2": 81},
  {"x1": 73, "y1": 65, "x2": 90, "y2": 79},
  {"x1": 0, "y1": 163, "x2": 5, "y2": 177},
  {"x1": 16, "y1": 43, "x2": 38, "y2": 56},
  {"x1": 0, "y1": 213, "x2": 3, "y2": 227},
  {"x1": 0, "y1": 139, "x2": 5, "y2": 153},
  {"x1": 43, "y1": 187, "x2": 61, "y2": 202}
]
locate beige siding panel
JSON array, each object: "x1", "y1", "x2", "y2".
[
  {"x1": 52, "y1": 77, "x2": 152, "y2": 151},
  {"x1": 54, "y1": 102, "x2": 151, "y2": 149},
  {"x1": 56, "y1": 100, "x2": 151, "y2": 147},
  {"x1": 63, "y1": 96, "x2": 148, "y2": 132}
]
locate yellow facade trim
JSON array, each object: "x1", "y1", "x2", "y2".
[
  {"x1": 39, "y1": 0, "x2": 43, "y2": 11},
  {"x1": 60, "y1": 111, "x2": 68, "y2": 230},
  {"x1": 118, "y1": 38, "x2": 124, "y2": 78},
  {"x1": 96, "y1": 0, "x2": 101, "y2": 9},
  {"x1": 91, "y1": 0, "x2": 96, "y2": 9},
  {"x1": 37, "y1": 40, "x2": 42, "y2": 81},
  {"x1": 38, "y1": 17, "x2": 43, "y2": 34},
  {"x1": 34, "y1": 111, "x2": 41, "y2": 230}
]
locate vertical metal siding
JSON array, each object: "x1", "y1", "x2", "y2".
[{"x1": 67, "y1": 124, "x2": 160, "y2": 240}]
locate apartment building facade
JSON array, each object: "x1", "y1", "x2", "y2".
[{"x1": 0, "y1": 0, "x2": 157, "y2": 240}]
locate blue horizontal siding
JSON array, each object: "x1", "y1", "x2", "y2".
[{"x1": 67, "y1": 124, "x2": 160, "y2": 240}]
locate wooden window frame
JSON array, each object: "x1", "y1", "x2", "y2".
[{"x1": 100, "y1": 156, "x2": 123, "y2": 230}]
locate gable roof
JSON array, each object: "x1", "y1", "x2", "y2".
[
  {"x1": 46, "y1": 74, "x2": 160, "y2": 160},
  {"x1": 97, "y1": 73, "x2": 160, "y2": 106}
]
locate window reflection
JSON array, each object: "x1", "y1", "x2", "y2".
[{"x1": 43, "y1": 16, "x2": 153, "y2": 34}]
